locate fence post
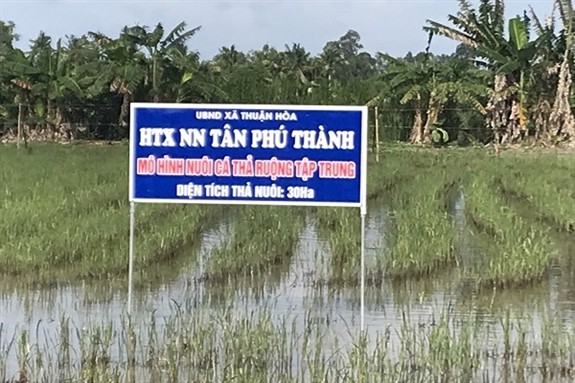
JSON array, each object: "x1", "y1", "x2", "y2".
[
  {"x1": 374, "y1": 106, "x2": 380, "y2": 163},
  {"x1": 17, "y1": 103, "x2": 22, "y2": 150}
]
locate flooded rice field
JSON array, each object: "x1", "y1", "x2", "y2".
[
  {"x1": 2, "y1": 192, "x2": 575, "y2": 382},
  {"x1": 2, "y1": 146, "x2": 575, "y2": 382}
]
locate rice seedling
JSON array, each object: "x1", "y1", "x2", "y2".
[
  {"x1": 313, "y1": 207, "x2": 361, "y2": 284},
  {"x1": 3, "y1": 142, "x2": 575, "y2": 383},
  {"x1": 313, "y1": 148, "x2": 481, "y2": 284}
]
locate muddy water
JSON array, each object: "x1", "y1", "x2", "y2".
[{"x1": 1, "y1": 194, "x2": 575, "y2": 381}]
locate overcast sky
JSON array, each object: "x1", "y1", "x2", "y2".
[{"x1": 0, "y1": 0, "x2": 556, "y2": 60}]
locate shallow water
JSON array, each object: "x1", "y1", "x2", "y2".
[{"x1": 1, "y1": 195, "x2": 575, "y2": 381}]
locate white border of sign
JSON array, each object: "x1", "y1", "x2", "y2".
[{"x1": 128, "y1": 102, "x2": 369, "y2": 331}]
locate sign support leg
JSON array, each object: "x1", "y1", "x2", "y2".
[
  {"x1": 360, "y1": 210, "x2": 366, "y2": 332},
  {"x1": 128, "y1": 201, "x2": 136, "y2": 314}
]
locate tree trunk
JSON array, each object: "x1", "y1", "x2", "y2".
[
  {"x1": 549, "y1": 50, "x2": 575, "y2": 143},
  {"x1": 422, "y1": 90, "x2": 441, "y2": 144},
  {"x1": 533, "y1": 99, "x2": 552, "y2": 140},
  {"x1": 408, "y1": 97, "x2": 424, "y2": 144},
  {"x1": 119, "y1": 92, "x2": 132, "y2": 133},
  {"x1": 54, "y1": 106, "x2": 69, "y2": 140},
  {"x1": 507, "y1": 99, "x2": 526, "y2": 143},
  {"x1": 486, "y1": 74, "x2": 510, "y2": 144}
]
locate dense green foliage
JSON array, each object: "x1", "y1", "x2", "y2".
[{"x1": 1, "y1": 0, "x2": 575, "y2": 145}]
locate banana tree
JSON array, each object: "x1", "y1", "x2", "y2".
[
  {"x1": 376, "y1": 52, "x2": 488, "y2": 144},
  {"x1": 474, "y1": 16, "x2": 551, "y2": 142},
  {"x1": 547, "y1": 0, "x2": 575, "y2": 141},
  {"x1": 28, "y1": 36, "x2": 86, "y2": 132},
  {"x1": 123, "y1": 21, "x2": 201, "y2": 102},
  {"x1": 88, "y1": 29, "x2": 148, "y2": 130},
  {"x1": 424, "y1": 0, "x2": 548, "y2": 143},
  {"x1": 170, "y1": 49, "x2": 228, "y2": 104},
  {"x1": 378, "y1": 53, "x2": 429, "y2": 143}
]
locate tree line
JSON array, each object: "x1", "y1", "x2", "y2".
[{"x1": 0, "y1": 0, "x2": 574, "y2": 146}]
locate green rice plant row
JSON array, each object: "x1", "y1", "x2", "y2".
[
  {"x1": 495, "y1": 161, "x2": 575, "y2": 233},
  {"x1": 463, "y1": 170, "x2": 555, "y2": 289},
  {"x1": 204, "y1": 206, "x2": 304, "y2": 281},
  {"x1": 0, "y1": 144, "x2": 227, "y2": 280}
]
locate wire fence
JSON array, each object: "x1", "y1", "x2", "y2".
[{"x1": 0, "y1": 103, "x2": 493, "y2": 142}]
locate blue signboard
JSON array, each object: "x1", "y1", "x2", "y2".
[{"x1": 129, "y1": 103, "x2": 367, "y2": 210}]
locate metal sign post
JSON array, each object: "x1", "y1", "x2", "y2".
[
  {"x1": 128, "y1": 201, "x2": 135, "y2": 314},
  {"x1": 360, "y1": 210, "x2": 366, "y2": 332}
]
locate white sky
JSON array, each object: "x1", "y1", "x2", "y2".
[{"x1": 0, "y1": 0, "x2": 557, "y2": 60}]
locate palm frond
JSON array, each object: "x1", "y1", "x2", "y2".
[
  {"x1": 458, "y1": 0, "x2": 474, "y2": 15},
  {"x1": 148, "y1": 23, "x2": 165, "y2": 49},
  {"x1": 424, "y1": 21, "x2": 478, "y2": 47},
  {"x1": 478, "y1": 0, "x2": 494, "y2": 29},
  {"x1": 87, "y1": 31, "x2": 112, "y2": 44},
  {"x1": 163, "y1": 21, "x2": 187, "y2": 47},
  {"x1": 557, "y1": 0, "x2": 574, "y2": 32},
  {"x1": 400, "y1": 85, "x2": 423, "y2": 104},
  {"x1": 10, "y1": 78, "x2": 33, "y2": 90},
  {"x1": 448, "y1": 13, "x2": 481, "y2": 37},
  {"x1": 473, "y1": 15, "x2": 504, "y2": 48},
  {"x1": 163, "y1": 25, "x2": 201, "y2": 51},
  {"x1": 494, "y1": 0, "x2": 505, "y2": 34},
  {"x1": 365, "y1": 94, "x2": 383, "y2": 107},
  {"x1": 530, "y1": 5, "x2": 547, "y2": 37}
]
